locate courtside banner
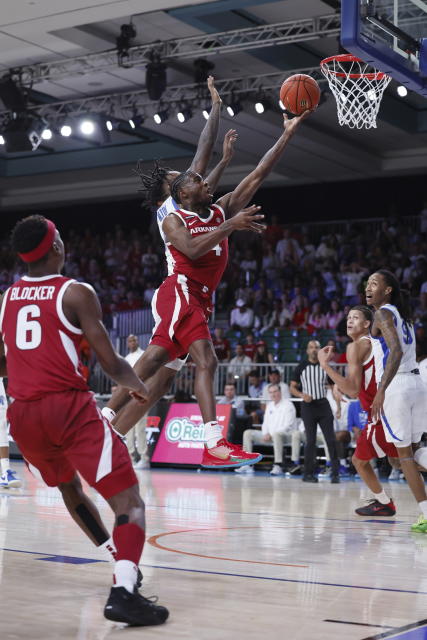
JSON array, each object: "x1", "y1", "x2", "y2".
[{"x1": 151, "y1": 403, "x2": 232, "y2": 465}]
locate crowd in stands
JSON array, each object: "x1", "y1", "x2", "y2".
[{"x1": 1, "y1": 210, "x2": 427, "y2": 363}]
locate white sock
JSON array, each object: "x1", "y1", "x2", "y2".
[
  {"x1": 205, "y1": 421, "x2": 223, "y2": 448},
  {"x1": 0, "y1": 458, "x2": 9, "y2": 475},
  {"x1": 113, "y1": 559, "x2": 138, "y2": 594},
  {"x1": 99, "y1": 536, "x2": 117, "y2": 563},
  {"x1": 373, "y1": 490, "x2": 390, "y2": 505},
  {"x1": 101, "y1": 407, "x2": 116, "y2": 423},
  {"x1": 414, "y1": 448, "x2": 427, "y2": 470},
  {"x1": 418, "y1": 500, "x2": 427, "y2": 519},
  {"x1": 340, "y1": 459, "x2": 348, "y2": 466}
]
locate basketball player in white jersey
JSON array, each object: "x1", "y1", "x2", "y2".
[
  {"x1": 366, "y1": 269, "x2": 427, "y2": 531},
  {"x1": 318, "y1": 305, "x2": 399, "y2": 516},
  {"x1": 0, "y1": 378, "x2": 21, "y2": 488},
  {"x1": 103, "y1": 76, "x2": 237, "y2": 435}
]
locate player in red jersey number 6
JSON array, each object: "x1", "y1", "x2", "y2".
[{"x1": 0, "y1": 216, "x2": 168, "y2": 627}]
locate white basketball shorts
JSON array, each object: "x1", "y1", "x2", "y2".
[{"x1": 381, "y1": 373, "x2": 427, "y2": 448}]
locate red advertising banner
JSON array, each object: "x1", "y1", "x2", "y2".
[{"x1": 151, "y1": 403, "x2": 232, "y2": 465}]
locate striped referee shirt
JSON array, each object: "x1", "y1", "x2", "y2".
[{"x1": 291, "y1": 361, "x2": 331, "y2": 400}]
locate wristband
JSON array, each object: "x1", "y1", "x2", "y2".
[{"x1": 101, "y1": 407, "x2": 116, "y2": 423}]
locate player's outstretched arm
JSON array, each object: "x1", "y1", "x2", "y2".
[
  {"x1": 204, "y1": 129, "x2": 237, "y2": 193},
  {"x1": 318, "y1": 343, "x2": 366, "y2": 398},
  {"x1": 217, "y1": 111, "x2": 310, "y2": 217},
  {"x1": 371, "y1": 308, "x2": 403, "y2": 421},
  {"x1": 188, "y1": 75, "x2": 222, "y2": 176},
  {"x1": 63, "y1": 283, "x2": 148, "y2": 401},
  {"x1": 162, "y1": 204, "x2": 265, "y2": 260}
]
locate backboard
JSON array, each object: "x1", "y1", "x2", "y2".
[{"x1": 341, "y1": 0, "x2": 427, "y2": 96}]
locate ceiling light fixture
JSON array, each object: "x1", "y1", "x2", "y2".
[
  {"x1": 80, "y1": 119, "x2": 95, "y2": 135},
  {"x1": 60, "y1": 124, "x2": 72, "y2": 137},
  {"x1": 153, "y1": 109, "x2": 168, "y2": 124}
]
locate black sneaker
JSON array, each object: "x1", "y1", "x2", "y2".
[
  {"x1": 302, "y1": 474, "x2": 318, "y2": 483},
  {"x1": 136, "y1": 568, "x2": 143, "y2": 589},
  {"x1": 104, "y1": 586, "x2": 169, "y2": 626},
  {"x1": 287, "y1": 463, "x2": 302, "y2": 475},
  {"x1": 330, "y1": 475, "x2": 340, "y2": 484},
  {"x1": 355, "y1": 499, "x2": 396, "y2": 516}
]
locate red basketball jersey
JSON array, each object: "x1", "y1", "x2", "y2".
[
  {"x1": 0, "y1": 275, "x2": 89, "y2": 401},
  {"x1": 165, "y1": 204, "x2": 228, "y2": 294},
  {"x1": 358, "y1": 337, "x2": 377, "y2": 413}
]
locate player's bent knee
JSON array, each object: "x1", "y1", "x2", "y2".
[{"x1": 352, "y1": 453, "x2": 366, "y2": 469}]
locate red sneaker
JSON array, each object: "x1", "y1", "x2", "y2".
[
  {"x1": 225, "y1": 440, "x2": 262, "y2": 462},
  {"x1": 201, "y1": 438, "x2": 262, "y2": 469}
]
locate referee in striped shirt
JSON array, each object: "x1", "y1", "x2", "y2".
[{"x1": 290, "y1": 340, "x2": 339, "y2": 483}]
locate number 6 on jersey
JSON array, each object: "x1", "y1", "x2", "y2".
[{"x1": 16, "y1": 304, "x2": 42, "y2": 350}]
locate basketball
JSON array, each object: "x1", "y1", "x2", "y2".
[{"x1": 280, "y1": 74, "x2": 321, "y2": 115}]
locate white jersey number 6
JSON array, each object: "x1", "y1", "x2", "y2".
[{"x1": 16, "y1": 305, "x2": 42, "y2": 350}]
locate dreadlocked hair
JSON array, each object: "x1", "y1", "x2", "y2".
[
  {"x1": 133, "y1": 159, "x2": 173, "y2": 207},
  {"x1": 11, "y1": 215, "x2": 48, "y2": 256},
  {"x1": 170, "y1": 171, "x2": 192, "y2": 204},
  {"x1": 350, "y1": 304, "x2": 373, "y2": 326},
  {"x1": 377, "y1": 268, "x2": 413, "y2": 325}
]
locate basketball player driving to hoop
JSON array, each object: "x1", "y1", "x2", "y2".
[
  {"x1": 107, "y1": 110, "x2": 312, "y2": 469},
  {"x1": 103, "y1": 76, "x2": 237, "y2": 440}
]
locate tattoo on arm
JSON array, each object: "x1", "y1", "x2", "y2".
[{"x1": 376, "y1": 309, "x2": 403, "y2": 391}]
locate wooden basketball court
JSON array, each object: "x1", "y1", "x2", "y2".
[{"x1": 1, "y1": 463, "x2": 427, "y2": 639}]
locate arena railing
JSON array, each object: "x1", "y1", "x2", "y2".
[{"x1": 91, "y1": 361, "x2": 347, "y2": 397}]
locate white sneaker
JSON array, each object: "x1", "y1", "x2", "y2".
[
  {"x1": 0, "y1": 469, "x2": 22, "y2": 488},
  {"x1": 389, "y1": 468, "x2": 400, "y2": 480},
  {"x1": 234, "y1": 465, "x2": 254, "y2": 474},
  {"x1": 133, "y1": 459, "x2": 150, "y2": 470},
  {"x1": 270, "y1": 464, "x2": 283, "y2": 476}
]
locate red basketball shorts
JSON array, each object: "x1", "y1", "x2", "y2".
[
  {"x1": 354, "y1": 421, "x2": 398, "y2": 461},
  {"x1": 8, "y1": 390, "x2": 137, "y2": 499},
  {"x1": 150, "y1": 273, "x2": 212, "y2": 360}
]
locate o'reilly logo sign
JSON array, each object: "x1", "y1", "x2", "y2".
[{"x1": 165, "y1": 418, "x2": 205, "y2": 443}]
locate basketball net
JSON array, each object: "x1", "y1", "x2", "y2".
[{"x1": 320, "y1": 54, "x2": 392, "y2": 129}]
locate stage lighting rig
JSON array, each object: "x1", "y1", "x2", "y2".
[
  {"x1": 116, "y1": 22, "x2": 137, "y2": 68},
  {"x1": 3, "y1": 112, "x2": 47, "y2": 152},
  {"x1": 193, "y1": 58, "x2": 214, "y2": 84},
  {"x1": 146, "y1": 50, "x2": 167, "y2": 101}
]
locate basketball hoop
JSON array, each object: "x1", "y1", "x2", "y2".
[{"x1": 320, "y1": 54, "x2": 392, "y2": 129}]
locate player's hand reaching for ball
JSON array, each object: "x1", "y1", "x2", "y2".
[
  {"x1": 207, "y1": 76, "x2": 222, "y2": 105},
  {"x1": 231, "y1": 205, "x2": 266, "y2": 234},
  {"x1": 129, "y1": 381, "x2": 149, "y2": 404},
  {"x1": 282, "y1": 110, "x2": 311, "y2": 136},
  {"x1": 222, "y1": 129, "x2": 237, "y2": 162}
]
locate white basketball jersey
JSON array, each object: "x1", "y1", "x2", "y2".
[
  {"x1": 156, "y1": 196, "x2": 178, "y2": 243},
  {"x1": 156, "y1": 195, "x2": 180, "y2": 276},
  {"x1": 372, "y1": 303, "x2": 417, "y2": 383}
]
